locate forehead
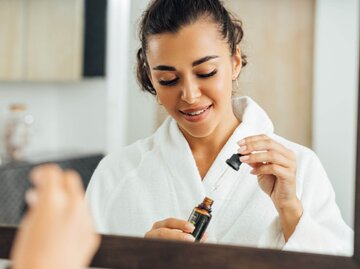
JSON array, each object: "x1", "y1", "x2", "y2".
[{"x1": 146, "y1": 20, "x2": 228, "y2": 66}]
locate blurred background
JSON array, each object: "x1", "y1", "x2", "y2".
[{"x1": 0, "y1": 0, "x2": 359, "y2": 229}]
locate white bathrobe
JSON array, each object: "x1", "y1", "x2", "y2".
[{"x1": 86, "y1": 96, "x2": 353, "y2": 256}]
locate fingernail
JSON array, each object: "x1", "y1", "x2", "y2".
[
  {"x1": 25, "y1": 189, "x2": 38, "y2": 206},
  {"x1": 30, "y1": 169, "x2": 41, "y2": 186},
  {"x1": 240, "y1": 155, "x2": 249, "y2": 162},
  {"x1": 238, "y1": 139, "x2": 246, "y2": 146},
  {"x1": 238, "y1": 145, "x2": 247, "y2": 153},
  {"x1": 185, "y1": 234, "x2": 195, "y2": 242}
]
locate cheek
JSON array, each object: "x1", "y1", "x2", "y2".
[
  {"x1": 202, "y1": 72, "x2": 233, "y2": 98},
  {"x1": 157, "y1": 90, "x2": 179, "y2": 108}
]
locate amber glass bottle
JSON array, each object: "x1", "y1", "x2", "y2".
[{"x1": 188, "y1": 197, "x2": 214, "y2": 242}]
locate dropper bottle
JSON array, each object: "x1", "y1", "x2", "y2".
[{"x1": 188, "y1": 197, "x2": 214, "y2": 242}]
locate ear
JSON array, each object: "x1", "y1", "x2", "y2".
[{"x1": 231, "y1": 45, "x2": 242, "y2": 79}]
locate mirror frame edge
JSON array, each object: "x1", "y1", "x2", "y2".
[
  {"x1": 354, "y1": 0, "x2": 360, "y2": 260},
  {"x1": 0, "y1": 226, "x2": 359, "y2": 268}
]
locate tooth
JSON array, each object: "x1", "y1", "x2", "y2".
[{"x1": 188, "y1": 108, "x2": 206, "y2": 116}]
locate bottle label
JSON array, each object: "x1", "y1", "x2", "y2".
[{"x1": 188, "y1": 210, "x2": 210, "y2": 241}]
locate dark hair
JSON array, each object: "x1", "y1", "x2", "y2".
[{"x1": 136, "y1": 0, "x2": 247, "y2": 95}]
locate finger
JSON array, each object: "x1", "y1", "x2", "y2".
[
  {"x1": 238, "y1": 137, "x2": 294, "y2": 160},
  {"x1": 146, "y1": 228, "x2": 195, "y2": 242},
  {"x1": 238, "y1": 136, "x2": 283, "y2": 154},
  {"x1": 251, "y1": 163, "x2": 295, "y2": 180},
  {"x1": 240, "y1": 151, "x2": 294, "y2": 169},
  {"x1": 237, "y1": 134, "x2": 269, "y2": 146},
  {"x1": 200, "y1": 232, "x2": 208, "y2": 243},
  {"x1": 152, "y1": 218, "x2": 195, "y2": 233},
  {"x1": 63, "y1": 170, "x2": 84, "y2": 199},
  {"x1": 30, "y1": 164, "x2": 63, "y2": 191},
  {"x1": 25, "y1": 189, "x2": 38, "y2": 207},
  {"x1": 246, "y1": 162, "x2": 262, "y2": 169}
]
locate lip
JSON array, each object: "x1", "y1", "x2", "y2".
[
  {"x1": 179, "y1": 104, "x2": 212, "y2": 114},
  {"x1": 179, "y1": 104, "x2": 213, "y2": 123}
]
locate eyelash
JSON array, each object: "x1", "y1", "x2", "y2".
[{"x1": 158, "y1": 70, "x2": 218, "y2": 86}]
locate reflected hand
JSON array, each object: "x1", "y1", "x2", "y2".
[
  {"x1": 238, "y1": 134, "x2": 303, "y2": 241},
  {"x1": 11, "y1": 164, "x2": 101, "y2": 269},
  {"x1": 145, "y1": 218, "x2": 208, "y2": 242}
]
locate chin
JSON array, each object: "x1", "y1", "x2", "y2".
[{"x1": 179, "y1": 122, "x2": 217, "y2": 139}]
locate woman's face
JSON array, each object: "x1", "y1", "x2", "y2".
[{"x1": 146, "y1": 19, "x2": 242, "y2": 139}]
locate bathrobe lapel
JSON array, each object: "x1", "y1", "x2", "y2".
[
  {"x1": 202, "y1": 97, "x2": 276, "y2": 241},
  {"x1": 158, "y1": 97, "x2": 275, "y2": 241},
  {"x1": 158, "y1": 118, "x2": 206, "y2": 220}
]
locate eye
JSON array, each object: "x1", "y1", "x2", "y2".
[
  {"x1": 158, "y1": 77, "x2": 179, "y2": 86},
  {"x1": 197, "y1": 69, "x2": 217, "y2": 78}
]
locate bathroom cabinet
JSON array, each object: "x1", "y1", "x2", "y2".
[{"x1": 0, "y1": 0, "x2": 106, "y2": 81}]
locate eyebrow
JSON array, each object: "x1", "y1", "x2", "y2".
[{"x1": 152, "y1": 55, "x2": 219, "y2": 71}]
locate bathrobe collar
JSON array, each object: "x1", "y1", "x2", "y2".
[{"x1": 154, "y1": 96, "x2": 274, "y2": 200}]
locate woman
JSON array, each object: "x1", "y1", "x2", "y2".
[{"x1": 86, "y1": 0, "x2": 352, "y2": 255}]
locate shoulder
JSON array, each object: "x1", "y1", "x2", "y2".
[
  {"x1": 94, "y1": 135, "x2": 159, "y2": 183},
  {"x1": 98, "y1": 118, "x2": 173, "y2": 175},
  {"x1": 85, "y1": 132, "x2": 162, "y2": 228},
  {"x1": 87, "y1": 118, "x2": 173, "y2": 195},
  {"x1": 84, "y1": 136, "x2": 158, "y2": 232}
]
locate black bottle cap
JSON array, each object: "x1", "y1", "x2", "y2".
[{"x1": 226, "y1": 153, "x2": 242, "y2": 171}]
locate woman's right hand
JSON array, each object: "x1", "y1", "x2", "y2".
[
  {"x1": 11, "y1": 164, "x2": 100, "y2": 269},
  {"x1": 145, "y1": 218, "x2": 207, "y2": 242}
]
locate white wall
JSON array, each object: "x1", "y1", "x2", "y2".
[
  {"x1": 126, "y1": 0, "x2": 157, "y2": 145},
  {"x1": 105, "y1": 0, "x2": 131, "y2": 152},
  {"x1": 0, "y1": 79, "x2": 107, "y2": 160},
  {"x1": 105, "y1": 0, "x2": 157, "y2": 150},
  {"x1": 313, "y1": 0, "x2": 359, "y2": 227},
  {"x1": 57, "y1": 79, "x2": 107, "y2": 153}
]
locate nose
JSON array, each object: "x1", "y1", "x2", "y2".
[{"x1": 181, "y1": 77, "x2": 201, "y2": 104}]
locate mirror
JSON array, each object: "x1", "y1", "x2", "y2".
[{"x1": 0, "y1": 0, "x2": 359, "y2": 260}]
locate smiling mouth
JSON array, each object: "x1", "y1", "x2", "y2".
[{"x1": 179, "y1": 105, "x2": 213, "y2": 116}]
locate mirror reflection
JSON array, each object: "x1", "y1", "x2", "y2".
[{"x1": 0, "y1": 0, "x2": 358, "y2": 258}]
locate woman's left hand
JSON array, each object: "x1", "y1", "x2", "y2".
[{"x1": 237, "y1": 134, "x2": 303, "y2": 241}]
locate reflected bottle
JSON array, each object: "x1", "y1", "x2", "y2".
[
  {"x1": 188, "y1": 197, "x2": 214, "y2": 242},
  {"x1": 4, "y1": 104, "x2": 34, "y2": 162}
]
